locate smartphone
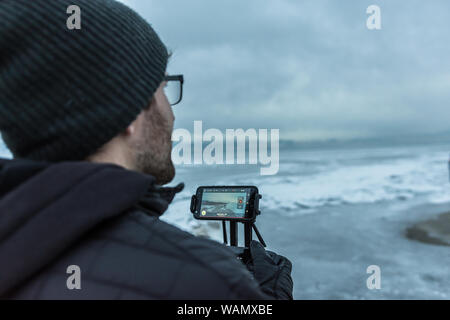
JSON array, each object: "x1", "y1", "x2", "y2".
[{"x1": 191, "y1": 186, "x2": 260, "y2": 221}]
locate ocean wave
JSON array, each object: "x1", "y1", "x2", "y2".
[{"x1": 241, "y1": 151, "x2": 450, "y2": 212}]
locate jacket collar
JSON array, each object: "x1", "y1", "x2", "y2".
[{"x1": 134, "y1": 182, "x2": 185, "y2": 217}]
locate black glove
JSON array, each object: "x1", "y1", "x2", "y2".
[{"x1": 246, "y1": 240, "x2": 294, "y2": 300}]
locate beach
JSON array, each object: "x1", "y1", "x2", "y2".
[
  {"x1": 258, "y1": 200, "x2": 450, "y2": 299},
  {"x1": 407, "y1": 211, "x2": 450, "y2": 247}
]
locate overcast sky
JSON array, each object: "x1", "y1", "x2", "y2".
[
  {"x1": 118, "y1": 0, "x2": 450, "y2": 141},
  {"x1": 0, "y1": 0, "x2": 448, "y2": 154}
]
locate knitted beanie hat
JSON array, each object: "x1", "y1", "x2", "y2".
[{"x1": 0, "y1": 0, "x2": 168, "y2": 161}]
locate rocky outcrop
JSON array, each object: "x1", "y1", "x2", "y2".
[{"x1": 406, "y1": 212, "x2": 450, "y2": 246}]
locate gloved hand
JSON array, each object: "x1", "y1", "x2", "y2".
[{"x1": 246, "y1": 240, "x2": 294, "y2": 300}]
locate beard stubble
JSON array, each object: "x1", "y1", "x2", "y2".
[{"x1": 133, "y1": 105, "x2": 175, "y2": 185}]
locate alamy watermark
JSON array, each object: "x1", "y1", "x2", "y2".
[
  {"x1": 367, "y1": 5, "x2": 381, "y2": 30},
  {"x1": 66, "y1": 5, "x2": 81, "y2": 30},
  {"x1": 172, "y1": 121, "x2": 279, "y2": 176},
  {"x1": 366, "y1": 265, "x2": 381, "y2": 290},
  {"x1": 66, "y1": 265, "x2": 81, "y2": 290},
  {"x1": 67, "y1": 4, "x2": 382, "y2": 32}
]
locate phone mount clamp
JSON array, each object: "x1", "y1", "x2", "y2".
[{"x1": 191, "y1": 194, "x2": 266, "y2": 249}]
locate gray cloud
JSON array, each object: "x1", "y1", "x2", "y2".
[
  {"x1": 0, "y1": 0, "x2": 447, "y2": 156},
  {"x1": 120, "y1": 0, "x2": 450, "y2": 141}
]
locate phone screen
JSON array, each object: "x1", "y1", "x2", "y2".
[{"x1": 197, "y1": 187, "x2": 253, "y2": 219}]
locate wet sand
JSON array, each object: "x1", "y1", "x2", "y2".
[
  {"x1": 406, "y1": 212, "x2": 450, "y2": 246},
  {"x1": 254, "y1": 200, "x2": 450, "y2": 299}
]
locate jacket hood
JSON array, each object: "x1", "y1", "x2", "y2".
[{"x1": 0, "y1": 158, "x2": 183, "y2": 296}]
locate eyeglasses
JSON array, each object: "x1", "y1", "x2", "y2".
[{"x1": 163, "y1": 74, "x2": 184, "y2": 106}]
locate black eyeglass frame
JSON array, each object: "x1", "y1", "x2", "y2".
[{"x1": 164, "y1": 74, "x2": 184, "y2": 106}]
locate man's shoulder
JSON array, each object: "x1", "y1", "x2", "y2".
[
  {"x1": 104, "y1": 209, "x2": 253, "y2": 280},
  {"x1": 48, "y1": 209, "x2": 265, "y2": 299},
  {"x1": 100, "y1": 209, "x2": 236, "y2": 263}
]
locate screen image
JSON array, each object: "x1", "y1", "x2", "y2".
[{"x1": 199, "y1": 189, "x2": 249, "y2": 219}]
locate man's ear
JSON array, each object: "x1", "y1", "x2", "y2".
[
  {"x1": 124, "y1": 123, "x2": 136, "y2": 136},
  {"x1": 123, "y1": 107, "x2": 147, "y2": 138}
]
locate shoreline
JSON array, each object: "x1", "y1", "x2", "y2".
[
  {"x1": 255, "y1": 200, "x2": 450, "y2": 299},
  {"x1": 406, "y1": 211, "x2": 450, "y2": 247}
]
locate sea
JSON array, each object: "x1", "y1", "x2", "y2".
[{"x1": 165, "y1": 137, "x2": 450, "y2": 299}]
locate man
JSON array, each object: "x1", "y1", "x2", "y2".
[{"x1": 0, "y1": 0, "x2": 293, "y2": 299}]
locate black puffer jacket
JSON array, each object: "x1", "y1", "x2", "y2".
[{"x1": 0, "y1": 158, "x2": 267, "y2": 299}]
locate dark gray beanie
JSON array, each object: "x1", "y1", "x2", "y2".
[{"x1": 0, "y1": 0, "x2": 168, "y2": 161}]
